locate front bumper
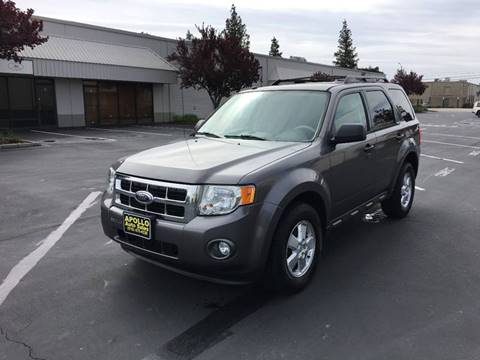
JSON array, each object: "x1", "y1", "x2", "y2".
[{"x1": 101, "y1": 193, "x2": 279, "y2": 283}]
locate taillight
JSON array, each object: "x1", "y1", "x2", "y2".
[{"x1": 418, "y1": 126, "x2": 422, "y2": 145}]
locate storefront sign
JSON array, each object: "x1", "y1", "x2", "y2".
[{"x1": 0, "y1": 59, "x2": 33, "y2": 75}]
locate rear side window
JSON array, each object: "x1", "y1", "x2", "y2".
[
  {"x1": 333, "y1": 93, "x2": 368, "y2": 132},
  {"x1": 365, "y1": 90, "x2": 395, "y2": 130},
  {"x1": 389, "y1": 89, "x2": 414, "y2": 120}
]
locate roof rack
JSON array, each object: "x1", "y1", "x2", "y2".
[
  {"x1": 343, "y1": 75, "x2": 389, "y2": 84},
  {"x1": 271, "y1": 75, "x2": 388, "y2": 86}
]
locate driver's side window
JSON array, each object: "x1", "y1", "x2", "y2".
[{"x1": 333, "y1": 93, "x2": 368, "y2": 132}]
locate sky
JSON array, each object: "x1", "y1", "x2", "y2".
[{"x1": 14, "y1": 0, "x2": 480, "y2": 82}]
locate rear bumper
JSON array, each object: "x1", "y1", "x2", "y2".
[{"x1": 101, "y1": 193, "x2": 279, "y2": 283}]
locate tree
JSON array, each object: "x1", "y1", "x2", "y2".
[
  {"x1": 168, "y1": 25, "x2": 260, "y2": 109},
  {"x1": 311, "y1": 71, "x2": 335, "y2": 82},
  {"x1": 224, "y1": 4, "x2": 250, "y2": 49},
  {"x1": 185, "y1": 30, "x2": 193, "y2": 40},
  {"x1": 391, "y1": 68, "x2": 427, "y2": 95},
  {"x1": 358, "y1": 66, "x2": 382, "y2": 73},
  {"x1": 269, "y1": 37, "x2": 282, "y2": 57},
  {"x1": 0, "y1": 0, "x2": 47, "y2": 62},
  {"x1": 333, "y1": 20, "x2": 358, "y2": 69}
]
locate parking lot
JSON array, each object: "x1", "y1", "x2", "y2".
[{"x1": 1, "y1": 111, "x2": 480, "y2": 360}]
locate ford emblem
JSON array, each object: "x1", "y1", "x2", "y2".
[{"x1": 135, "y1": 190, "x2": 154, "y2": 205}]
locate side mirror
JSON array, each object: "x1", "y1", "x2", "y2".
[
  {"x1": 401, "y1": 111, "x2": 413, "y2": 121},
  {"x1": 194, "y1": 119, "x2": 206, "y2": 132},
  {"x1": 331, "y1": 124, "x2": 366, "y2": 144}
]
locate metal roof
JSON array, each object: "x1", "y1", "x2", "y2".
[{"x1": 20, "y1": 35, "x2": 177, "y2": 72}]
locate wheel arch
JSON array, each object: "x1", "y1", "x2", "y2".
[
  {"x1": 259, "y1": 182, "x2": 331, "y2": 275},
  {"x1": 404, "y1": 151, "x2": 419, "y2": 176}
]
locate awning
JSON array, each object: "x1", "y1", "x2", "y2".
[{"x1": 18, "y1": 35, "x2": 178, "y2": 84}]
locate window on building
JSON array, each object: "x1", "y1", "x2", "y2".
[
  {"x1": 83, "y1": 81, "x2": 153, "y2": 126},
  {"x1": 0, "y1": 77, "x2": 8, "y2": 128},
  {"x1": 99, "y1": 82, "x2": 119, "y2": 125},
  {"x1": 118, "y1": 83, "x2": 137, "y2": 125},
  {"x1": 136, "y1": 84, "x2": 153, "y2": 123},
  {"x1": 8, "y1": 77, "x2": 36, "y2": 127}
]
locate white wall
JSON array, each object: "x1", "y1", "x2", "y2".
[{"x1": 54, "y1": 78, "x2": 85, "y2": 127}]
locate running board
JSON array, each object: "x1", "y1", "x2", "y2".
[{"x1": 328, "y1": 191, "x2": 389, "y2": 229}]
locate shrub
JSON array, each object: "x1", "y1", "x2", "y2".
[{"x1": 172, "y1": 113, "x2": 200, "y2": 124}]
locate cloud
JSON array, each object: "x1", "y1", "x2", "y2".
[{"x1": 15, "y1": 0, "x2": 480, "y2": 82}]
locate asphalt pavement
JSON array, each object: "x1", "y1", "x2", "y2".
[{"x1": 1, "y1": 112, "x2": 480, "y2": 360}]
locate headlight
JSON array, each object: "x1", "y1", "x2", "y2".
[
  {"x1": 198, "y1": 185, "x2": 255, "y2": 215},
  {"x1": 106, "y1": 167, "x2": 116, "y2": 193}
]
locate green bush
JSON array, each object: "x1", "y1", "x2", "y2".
[
  {"x1": 413, "y1": 105, "x2": 427, "y2": 113},
  {"x1": 172, "y1": 113, "x2": 199, "y2": 124},
  {"x1": 0, "y1": 131, "x2": 22, "y2": 145}
]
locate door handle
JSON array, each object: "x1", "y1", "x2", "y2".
[
  {"x1": 395, "y1": 133, "x2": 405, "y2": 141},
  {"x1": 364, "y1": 143, "x2": 375, "y2": 152}
]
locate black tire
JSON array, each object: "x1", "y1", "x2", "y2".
[
  {"x1": 476, "y1": 110, "x2": 480, "y2": 117},
  {"x1": 266, "y1": 203, "x2": 323, "y2": 294},
  {"x1": 381, "y1": 162, "x2": 415, "y2": 219}
]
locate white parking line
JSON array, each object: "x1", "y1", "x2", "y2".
[
  {"x1": 425, "y1": 132, "x2": 480, "y2": 141},
  {"x1": 415, "y1": 186, "x2": 426, "y2": 191},
  {"x1": 88, "y1": 127, "x2": 172, "y2": 136},
  {"x1": 421, "y1": 124, "x2": 458, "y2": 128},
  {"x1": 420, "y1": 154, "x2": 464, "y2": 164},
  {"x1": 0, "y1": 191, "x2": 101, "y2": 307},
  {"x1": 434, "y1": 167, "x2": 455, "y2": 177},
  {"x1": 423, "y1": 140, "x2": 480, "y2": 150},
  {"x1": 31, "y1": 129, "x2": 113, "y2": 141}
]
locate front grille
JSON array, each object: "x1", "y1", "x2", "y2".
[
  {"x1": 117, "y1": 230, "x2": 179, "y2": 258},
  {"x1": 114, "y1": 174, "x2": 198, "y2": 223}
]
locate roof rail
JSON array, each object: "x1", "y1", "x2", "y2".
[
  {"x1": 271, "y1": 75, "x2": 388, "y2": 86},
  {"x1": 343, "y1": 75, "x2": 389, "y2": 84},
  {"x1": 271, "y1": 75, "x2": 346, "y2": 85}
]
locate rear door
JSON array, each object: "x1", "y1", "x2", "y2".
[
  {"x1": 326, "y1": 90, "x2": 377, "y2": 218},
  {"x1": 364, "y1": 88, "x2": 404, "y2": 193}
]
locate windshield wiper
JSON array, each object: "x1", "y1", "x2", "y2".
[
  {"x1": 224, "y1": 134, "x2": 267, "y2": 141},
  {"x1": 195, "y1": 131, "x2": 222, "y2": 138}
]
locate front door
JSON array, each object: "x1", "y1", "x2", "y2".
[
  {"x1": 325, "y1": 91, "x2": 377, "y2": 218},
  {"x1": 35, "y1": 79, "x2": 56, "y2": 126}
]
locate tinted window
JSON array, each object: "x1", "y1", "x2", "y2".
[
  {"x1": 389, "y1": 89, "x2": 414, "y2": 120},
  {"x1": 333, "y1": 93, "x2": 367, "y2": 132},
  {"x1": 200, "y1": 91, "x2": 329, "y2": 142},
  {"x1": 365, "y1": 90, "x2": 395, "y2": 130}
]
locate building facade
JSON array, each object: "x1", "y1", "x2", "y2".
[
  {"x1": 0, "y1": 17, "x2": 383, "y2": 129},
  {"x1": 410, "y1": 79, "x2": 480, "y2": 108}
]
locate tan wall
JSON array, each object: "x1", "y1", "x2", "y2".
[{"x1": 411, "y1": 81, "x2": 480, "y2": 108}]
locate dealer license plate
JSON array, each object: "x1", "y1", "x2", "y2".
[{"x1": 123, "y1": 213, "x2": 152, "y2": 240}]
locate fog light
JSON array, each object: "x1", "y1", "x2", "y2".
[
  {"x1": 218, "y1": 241, "x2": 231, "y2": 257},
  {"x1": 207, "y1": 239, "x2": 235, "y2": 260}
]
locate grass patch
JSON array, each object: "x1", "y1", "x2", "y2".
[
  {"x1": 0, "y1": 131, "x2": 23, "y2": 145},
  {"x1": 413, "y1": 105, "x2": 427, "y2": 113},
  {"x1": 172, "y1": 113, "x2": 200, "y2": 124}
]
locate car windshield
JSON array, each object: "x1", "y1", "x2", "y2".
[{"x1": 198, "y1": 90, "x2": 329, "y2": 142}]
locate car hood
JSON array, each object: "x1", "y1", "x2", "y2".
[{"x1": 117, "y1": 137, "x2": 310, "y2": 184}]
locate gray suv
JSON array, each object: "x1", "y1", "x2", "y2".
[{"x1": 101, "y1": 76, "x2": 420, "y2": 293}]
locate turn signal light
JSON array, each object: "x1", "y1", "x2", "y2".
[{"x1": 240, "y1": 185, "x2": 256, "y2": 205}]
